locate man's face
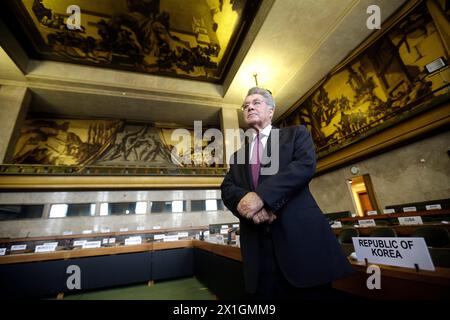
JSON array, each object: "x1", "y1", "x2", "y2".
[{"x1": 242, "y1": 94, "x2": 274, "y2": 130}]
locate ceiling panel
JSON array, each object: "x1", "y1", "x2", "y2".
[{"x1": 3, "y1": 0, "x2": 261, "y2": 83}]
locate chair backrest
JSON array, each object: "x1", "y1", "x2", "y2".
[
  {"x1": 412, "y1": 227, "x2": 450, "y2": 248},
  {"x1": 338, "y1": 228, "x2": 359, "y2": 244},
  {"x1": 369, "y1": 227, "x2": 397, "y2": 237}
]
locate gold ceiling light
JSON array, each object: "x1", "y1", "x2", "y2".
[{"x1": 253, "y1": 73, "x2": 259, "y2": 86}]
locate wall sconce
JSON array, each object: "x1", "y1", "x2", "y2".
[{"x1": 350, "y1": 166, "x2": 359, "y2": 175}]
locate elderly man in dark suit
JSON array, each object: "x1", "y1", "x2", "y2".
[{"x1": 221, "y1": 87, "x2": 352, "y2": 299}]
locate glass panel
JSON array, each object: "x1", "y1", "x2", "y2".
[
  {"x1": 172, "y1": 201, "x2": 183, "y2": 213},
  {"x1": 205, "y1": 199, "x2": 218, "y2": 211},
  {"x1": 217, "y1": 199, "x2": 225, "y2": 210},
  {"x1": 0, "y1": 204, "x2": 43, "y2": 221},
  {"x1": 49, "y1": 204, "x2": 68, "y2": 218},
  {"x1": 135, "y1": 201, "x2": 147, "y2": 214},
  {"x1": 151, "y1": 201, "x2": 186, "y2": 213},
  {"x1": 191, "y1": 200, "x2": 206, "y2": 212},
  {"x1": 66, "y1": 203, "x2": 96, "y2": 217}
]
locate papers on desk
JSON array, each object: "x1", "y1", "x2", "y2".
[
  {"x1": 358, "y1": 219, "x2": 376, "y2": 227},
  {"x1": 82, "y1": 241, "x2": 102, "y2": 249},
  {"x1": 11, "y1": 244, "x2": 27, "y2": 251},
  {"x1": 398, "y1": 216, "x2": 423, "y2": 225},
  {"x1": 331, "y1": 221, "x2": 342, "y2": 228},
  {"x1": 125, "y1": 236, "x2": 142, "y2": 245}
]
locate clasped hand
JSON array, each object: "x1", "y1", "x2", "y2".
[{"x1": 237, "y1": 192, "x2": 276, "y2": 225}]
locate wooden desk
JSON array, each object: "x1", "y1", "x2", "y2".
[
  {"x1": 333, "y1": 259, "x2": 450, "y2": 299},
  {"x1": 1, "y1": 239, "x2": 449, "y2": 299}
]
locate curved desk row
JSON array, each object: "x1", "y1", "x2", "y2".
[{"x1": 0, "y1": 240, "x2": 449, "y2": 299}]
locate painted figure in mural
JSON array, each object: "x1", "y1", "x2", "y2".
[
  {"x1": 221, "y1": 87, "x2": 352, "y2": 299},
  {"x1": 101, "y1": 125, "x2": 172, "y2": 164},
  {"x1": 13, "y1": 121, "x2": 79, "y2": 165}
]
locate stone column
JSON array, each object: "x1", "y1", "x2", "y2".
[
  {"x1": 220, "y1": 108, "x2": 241, "y2": 166},
  {"x1": 0, "y1": 85, "x2": 30, "y2": 163}
]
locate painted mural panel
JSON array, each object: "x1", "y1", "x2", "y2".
[
  {"x1": 278, "y1": 2, "x2": 449, "y2": 158},
  {"x1": 4, "y1": 0, "x2": 259, "y2": 82},
  {"x1": 12, "y1": 119, "x2": 176, "y2": 167},
  {"x1": 12, "y1": 119, "x2": 221, "y2": 167}
]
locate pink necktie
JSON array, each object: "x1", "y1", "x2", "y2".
[{"x1": 251, "y1": 133, "x2": 263, "y2": 188}]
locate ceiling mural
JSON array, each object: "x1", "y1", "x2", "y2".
[{"x1": 5, "y1": 0, "x2": 260, "y2": 82}]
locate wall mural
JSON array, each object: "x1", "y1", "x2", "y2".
[
  {"x1": 277, "y1": 2, "x2": 449, "y2": 158},
  {"x1": 12, "y1": 119, "x2": 220, "y2": 167},
  {"x1": 6, "y1": 0, "x2": 259, "y2": 82}
]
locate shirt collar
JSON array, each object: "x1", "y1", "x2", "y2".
[{"x1": 260, "y1": 124, "x2": 272, "y2": 137}]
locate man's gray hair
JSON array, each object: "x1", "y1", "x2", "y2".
[{"x1": 246, "y1": 87, "x2": 275, "y2": 109}]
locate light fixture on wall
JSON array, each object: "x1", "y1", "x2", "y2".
[
  {"x1": 425, "y1": 57, "x2": 447, "y2": 74},
  {"x1": 253, "y1": 73, "x2": 259, "y2": 86},
  {"x1": 350, "y1": 166, "x2": 359, "y2": 175}
]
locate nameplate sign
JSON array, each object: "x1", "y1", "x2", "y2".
[
  {"x1": 125, "y1": 237, "x2": 142, "y2": 246},
  {"x1": 164, "y1": 235, "x2": 179, "y2": 242},
  {"x1": 403, "y1": 207, "x2": 417, "y2": 212},
  {"x1": 216, "y1": 235, "x2": 225, "y2": 245},
  {"x1": 119, "y1": 228, "x2": 129, "y2": 232},
  {"x1": 398, "y1": 216, "x2": 423, "y2": 225},
  {"x1": 331, "y1": 221, "x2": 342, "y2": 228},
  {"x1": 152, "y1": 226, "x2": 161, "y2": 229},
  {"x1": 82, "y1": 230, "x2": 92, "y2": 234},
  {"x1": 102, "y1": 238, "x2": 109, "y2": 244},
  {"x1": 82, "y1": 241, "x2": 102, "y2": 249},
  {"x1": 426, "y1": 204, "x2": 441, "y2": 210},
  {"x1": 177, "y1": 232, "x2": 189, "y2": 238},
  {"x1": 108, "y1": 238, "x2": 116, "y2": 244},
  {"x1": 383, "y1": 209, "x2": 395, "y2": 214},
  {"x1": 137, "y1": 226, "x2": 145, "y2": 231},
  {"x1": 154, "y1": 234, "x2": 165, "y2": 240},
  {"x1": 11, "y1": 244, "x2": 27, "y2": 251},
  {"x1": 359, "y1": 219, "x2": 376, "y2": 227},
  {"x1": 367, "y1": 210, "x2": 378, "y2": 216},
  {"x1": 352, "y1": 237, "x2": 435, "y2": 271},
  {"x1": 0, "y1": 248, "x2": 6, "y2": 255},
  {"x1": 43, "y1": 242, "x2": 58, "y2": 247},
  {"x1": 101, "y1": 228, "x2": 111, "y2": 233},
  {"x1": 73, "y1": 240, "x2": 87, "y2": 246},
  {"x1": 232, "y1": 224, "x2": 239, "y2": 228},
  {"x1": 63, "y1": 231, "x2": 73, "y2": 235},
  {"x1": 35, "y1": 244, "x2": 57, "y2": 253},
  {"x1": 221, "y1": 225, "x2": 229, "y2": 229},
  {"x1": 220, "y1": 229, "x2": 229, "y2": 234}
]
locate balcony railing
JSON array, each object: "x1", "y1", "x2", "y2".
[{"x1": 0, "y1": 164, "x2": 228, "y2": 176}]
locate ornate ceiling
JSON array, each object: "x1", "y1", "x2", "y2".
[{"x1": 4, "y1": 0, "x2": 260, "y2": 83}]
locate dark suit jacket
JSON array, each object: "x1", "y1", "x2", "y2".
[{"x1": 221, "y1": 125, "x2": 353, "y2": 293}]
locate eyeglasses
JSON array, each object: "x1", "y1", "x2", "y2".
[{"x1": 241, "y1": 99, "x2": 266, "y2": 111}]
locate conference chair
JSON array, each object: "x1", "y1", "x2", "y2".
[
  {"x1": 412, "y1": 226, "x2": 450, "y2": 248},
  {"x1": 369, "y1": 227, "x2": 397, "y2": 237},
  {"x1": 338, "y1": 228, "x2": 359, "y2": 244}
]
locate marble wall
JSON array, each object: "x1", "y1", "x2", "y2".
[
  {"x1": 0, "y1": 85, "x2": 29, "y2": 163},
  {"x1": 0, "y1": 189, "x2": 238, "y2": 238},
  {"x1": 310, "y1": 131, "x2": 450, "y2": 214}
]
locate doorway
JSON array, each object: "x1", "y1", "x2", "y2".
[{"x1": 347, "y1": 174, "x2": 380, "y2": 217}]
